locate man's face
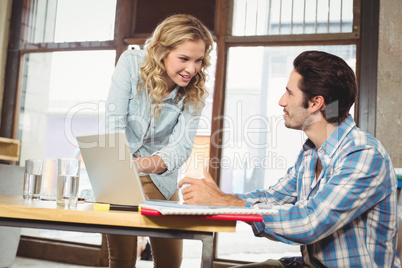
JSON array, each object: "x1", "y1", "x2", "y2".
[{"x1": 278, "y1": 69, "x2": 312, "y2": 130}]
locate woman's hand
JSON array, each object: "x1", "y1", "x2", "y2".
[
  {"x1": 178, "y1": 167, "x2": 246, "y2": 207},
  {"x1": 134, "y1": 155, "x2": 167, "y2": 174}
]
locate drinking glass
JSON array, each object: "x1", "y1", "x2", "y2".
[
  {"x1": 57, "y1": 158, "x2": 80, "y2": 208},
  {"x1": 23, "y1": 159, "x2": 44, "y2": 200}
]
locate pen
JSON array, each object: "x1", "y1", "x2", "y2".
[{"x1": 94, "y1": 203, "x2": 139, "y2": 212}]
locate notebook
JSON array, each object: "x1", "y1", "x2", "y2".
[
  {"x1": 140, "y1": 200, "x2": 278, "y2": 219},
  {"x1": 76, "y1": 132, "x2": 146, "y2": 206}
]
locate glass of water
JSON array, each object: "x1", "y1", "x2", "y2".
[
  {"x1": 57, "y1": 158, "x2": 80, "y2": 208},
  {"x1": 23, "y1": 159, "x2": 44, "y2": 200}
]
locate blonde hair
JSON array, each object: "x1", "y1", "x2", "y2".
[{"x1": 138, "y1": 14, "x2": 214, "y2": 118}]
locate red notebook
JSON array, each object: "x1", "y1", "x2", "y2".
[
  {"x1": 138, "y1": 200, "x2": 279, "y2": 222},
  {"x1": 140, "y1": 207, "x2": 264, "y2": 222}
]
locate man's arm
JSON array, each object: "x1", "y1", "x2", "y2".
[{"x1": 179, "y1": 167, "x2": 247, "y2": 207}]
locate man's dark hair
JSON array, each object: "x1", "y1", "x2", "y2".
[{"x1": 293, "y1": 50, "x2": 357, "y2": 124}]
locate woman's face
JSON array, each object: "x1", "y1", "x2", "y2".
[{"x1": 162, "y1": 39, "x2": 206, "y2": 92}]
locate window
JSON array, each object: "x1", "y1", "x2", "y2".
[
  {"x1": 26, "y1": 0, "x2": 116, "y2": 43},
  {"x1": 19, "y1": 50, "x2": 116, "y2": 201},
  {"x1": 17, "y1": 0, "x2": 117, "y2": 246},
  {"x1": 232, "y1": 0, "x2": 354, "y2": 36}
]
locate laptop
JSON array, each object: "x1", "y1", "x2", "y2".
[{"x1": 76, "y1": 132, "x2": 146, "y2": 206}]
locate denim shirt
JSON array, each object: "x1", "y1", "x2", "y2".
[{"x1": 106, "y1": 50, "x2": 201, "y2": 199}]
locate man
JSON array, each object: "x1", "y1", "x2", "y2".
[{"x1": 179, "y1": 51, "x2": 400, "y2": 267}]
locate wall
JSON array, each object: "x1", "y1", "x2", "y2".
[
  {"x1": 377, "y1": 0, "x2": 402, "y2": 168},
  {"x1": 0, "y1": 0, "x2": 13, "y2": 123}
]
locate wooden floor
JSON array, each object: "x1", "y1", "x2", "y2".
[
  {"x1": 12, "y1": 256, "x2": 154, "y2": 267},
  {"x1": 12, "y1": 256, "x2": 210, "y2": 268}
]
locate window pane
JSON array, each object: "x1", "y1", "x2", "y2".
[
  {"x1": 28, "y1": 0, "x2": 116, "y2": 43},
  {"x1": 232, "y1": 0, "x2": 354, "y2": 36},
  {"x1": 18, "y1": 50, "x2": 116, "y2": 244},
  {"x1": 217, "y1": 45, "x2": 356, "y2": 262}
]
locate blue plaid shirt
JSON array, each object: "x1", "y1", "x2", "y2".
[{"x1": 236, "y1": 115, "x2": 400, "y2": 267}]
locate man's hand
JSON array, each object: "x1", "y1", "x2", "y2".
[{"x1": 178, "y1": 167, "x2": 246, "y2": 207}]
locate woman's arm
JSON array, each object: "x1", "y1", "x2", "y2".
[
  {"x1": 152, "y1": 103, "x2": 201, "y2": 175},
  {"x1": 106, "y1": 50, "x2": 144, "y2": 133},
  {"x1": 135, "y1": 155, "x2": 167, "y2": 174}
]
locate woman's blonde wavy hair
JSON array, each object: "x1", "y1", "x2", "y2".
[{"x1": 138, "y1": 14, "x2": 214, "y2": 118}]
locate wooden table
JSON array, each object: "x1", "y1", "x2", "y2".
[{"x1": 0, "y1": 195, "x2": 236, "y2": 267}]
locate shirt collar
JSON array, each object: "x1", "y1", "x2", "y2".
[
  {"x1": 163, "y1": 85, "x2": 180, "y2": 101},
  {"x1": 302, "y1": 114, "x2": 356, "y2": 157},
  {"x1": 320, "y1": 114, "x2": 355, "y2": 157}
]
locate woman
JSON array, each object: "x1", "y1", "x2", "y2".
[{"x1": 105, "y1": 14, "x2": 214, "y2": 268}]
